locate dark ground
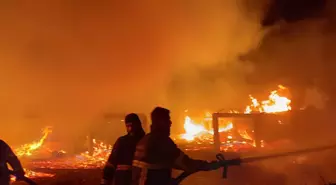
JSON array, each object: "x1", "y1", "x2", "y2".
[
  {"x1": 12, "y1": 150, "x2": 336, "y2": 185},
  {"x1": 12, "y1": 168, "x2": 286, "y2": 185},
  {"x1": 12, "y1": 161, "x2": 333, "y2": 185}
]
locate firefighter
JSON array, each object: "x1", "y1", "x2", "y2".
[
  {"x1": 0, "y1": 139, "x2": 25, "y2": 185},
  {"x1": 131, "y1": 107, "x2": 223, "y2": 185},
  {"x1": 101, "y1": 113, "x2": 146, "y2": 185}
]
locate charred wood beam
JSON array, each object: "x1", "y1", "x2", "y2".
[{"x1": 212, "y1": 112, "x2": 286, "y2": 118}]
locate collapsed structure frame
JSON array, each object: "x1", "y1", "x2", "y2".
[{"x1": 211, "y1": 112, "x2": 284, "y2": 152}]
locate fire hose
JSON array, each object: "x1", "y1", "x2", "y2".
[
  {"x1": 9, "y1": 170, "x2": 38, "y2": 185},
  {"x1": 172, "y1": 144, "x2": 336, "y2": 185}
]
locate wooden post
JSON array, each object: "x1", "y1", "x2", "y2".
[
  {"x1": 254, "y1": 115, "x2": 261, "y2": 148},
  {"x1": 212, "y1": 113, "x2": 220, "y2": 152}
]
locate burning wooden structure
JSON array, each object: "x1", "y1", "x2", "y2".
[
  {"x1": 12, "y1": 84, "x2": 297, "y2": 181},
  {"x1": 175, "y1": 85, "x2": 293, "y2": 152},
  {"x1": 212, "y1": 112, "x2": 289, "y2": 152}
]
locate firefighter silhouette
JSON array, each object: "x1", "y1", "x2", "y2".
[
  {"x1": 0, "y1": 139, "x2": 25, "y2": 185},
  {"x1": 132, "y1": 107, "x2": 221, "y2": 185},
  {"x1": 101, "y1": 113, "x2": 145, "y2": 185}
]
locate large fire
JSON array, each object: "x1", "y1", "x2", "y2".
[
  {"x1": 244, "y1": 85, "x2": 291, "y2": 114},
  {"x1": 11, "y1": 127, "x2": 112, "y2": 181},
  {"x1": 181, "y1": 116, "x2": 233, "y2": 141},
  {"x1": 15, "y1": 127, "x2": 53, "y2": 157},
  {"x1": 179, "y1": 85, "x2": 291, "y2": 147},
  {"x1": 8, "y1": 85, "x2": 291, "y2": 182},
  {"x1": 30, "y1": 139, "x2": 111, "y2": 169}
]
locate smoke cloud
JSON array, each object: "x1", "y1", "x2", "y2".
[
  {"x1": 0, "y1": 0, "x2": 267, "y2": 143},
  {"x1": 245, "y1": 0, "x2": 334, "y2": 107},
  {"x1": 242, "y1": 0, "x2": 336, "y2": 145}
]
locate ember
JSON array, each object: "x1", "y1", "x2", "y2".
[
  {"x1": 30, "y1": 139, "x2": 112, "y2": 169},
  {"x1": 11, "y1": 127, "x2": 112, "y2": 181},
  {"x1": 9, "y1": 127, "x2": 56, "y2": 181},
  {"x1": 10, "y1": 169, "x2": 55, "y2": 182}
]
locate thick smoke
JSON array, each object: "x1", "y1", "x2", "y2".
[
  {"x1": 244, "y1": 0, "x2": 336, "y2": 145},
  {"x1": 245, "y1": 0, "x2": 333, "y2": 107},
  {"x1": 0, "y1": 0, "x2": 267, "y2": 144},
  {"x1": 165, "y1": 0, "x2": 266, "y2": 132}
]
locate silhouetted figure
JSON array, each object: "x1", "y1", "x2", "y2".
[
  {"x1": 101, "y1": 113, "x2": 146, "y2": 185},
  {"x1": 0, "y1": 140, "x2": 25, "y2": 185},
  {"x1": 131, "y1": 107, "x2": 221, "y2": 185}
]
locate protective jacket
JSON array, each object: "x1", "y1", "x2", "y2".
[
  {"x1": 102, "y1": 134, "x2": 144, "y2": 185},
  {"x1": 0, "y1": 140, "x2": 25, "y2": 185},
  {"x1": 131, "y1": 133, "x2": 217, "y2": 185}
]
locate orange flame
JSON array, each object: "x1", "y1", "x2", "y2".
[
  {"x1": 244, "y1": 85, "x2": 291, "y2": 113},
  {"x1": 11, "y1": 127, "x2": 55, "y2": 180},
  {"x1": 9, "y1": 85, "x2": 291, "y2": 180},
  {"x1": 77, "y1": 139, "x2": 112, "y2": 168},
  {"x1": 11, "y1": 169, "x2": 55, "y2": 182},
  {"x1": 12, "y1": 126, "x2": 112, "y2": 180},
  {"x1": 180, "y1": 85, "x2": 291, "y2": 143},
  {"x1": 28, "y1": 138, "x2": 112, "y2": 170},
  {"x1": 15, "y1": 127, "x2": 52, "y2": 157},
  {"x1": 181, "y1": 116, "x2": 207, "y2": 141},
  {"x1": 180, "y1": 115, "x2": 233, "y2": 141}
]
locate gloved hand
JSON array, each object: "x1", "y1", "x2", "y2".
[
  {"x1": 14, "y1": 170, "x2": 25, "y2": 181},
  {"x1": 227, "y1": 158, "x2": 241, "y2": 166},
  {"x1": 202, "y1": 160, "x2": 222, "y2": 171},
  {"x1": 210, "y1": 160, "x2": 222, "y2": 170}
]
